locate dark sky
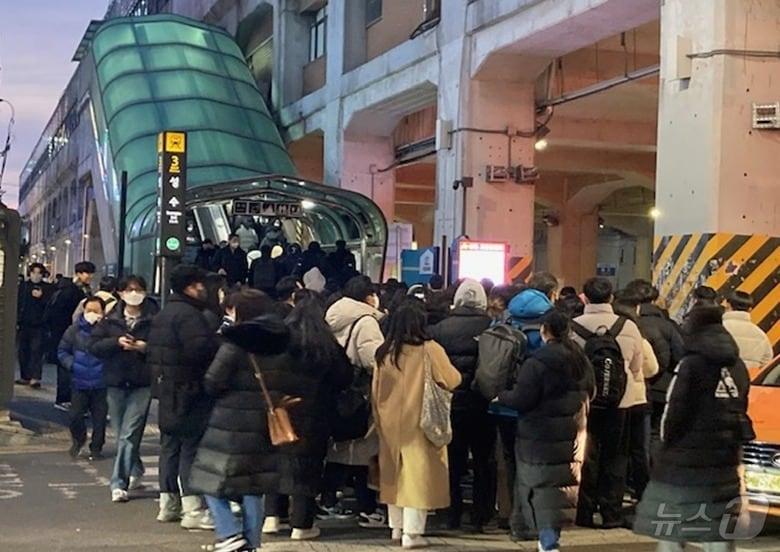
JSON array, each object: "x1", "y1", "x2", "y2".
[{"x1": 0, "y1": 1, "x2": 107, "y2": 207}]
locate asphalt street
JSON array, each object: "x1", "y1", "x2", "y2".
[{"x1": 2, "y1": 367, "x2": 780, "y2": 551}]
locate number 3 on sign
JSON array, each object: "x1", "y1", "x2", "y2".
[{"x1": 169, "y1": 155, "x2": 180, "y2": 174}]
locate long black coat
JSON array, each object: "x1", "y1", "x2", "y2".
[
  {"x1": 428, "y1": 307, "x2": 492, "y2": 412},
  {"x1": 261, "y1": 326, "x2": 352, "y2": 497},
  {"x1": 498, "y1": 341, "x2": 594, "y2": 530},
  {"x1": 146, "y1": 294, "x2": 219, "y2": 437},
  {"x1": 639, "y1": 303, "x2": 685, "y2": 403},
  {"x1": 188, "y1": 317, "x2": 289, "y2": 498},
  {"x1": 89, "y1": 299, "x2": 159, "y2": 388},
  {"x1": 634, "y1": 322, "x2": 750, "y2": 542}
]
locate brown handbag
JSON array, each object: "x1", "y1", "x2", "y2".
[{"x1": 248, "y1": 354, "x2": 300, "y2": 446}]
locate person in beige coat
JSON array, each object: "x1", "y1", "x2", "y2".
[
  {"x1": 323, "y1": 276, "x2": 386, "y2": 526},
  {"x1": 373, "y1": 299, "x2": 461, "y2": 550},
  {"x1": 722, "y1": 290, "x2": 773, "y2": 371}
]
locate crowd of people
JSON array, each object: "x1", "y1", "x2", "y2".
[{"x1": 15, "y1": 253, "x2": 772, "y2": 552}]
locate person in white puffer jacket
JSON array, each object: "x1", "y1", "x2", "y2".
[{"x1": 722, "y1": 290, "x2": 773, "y2": 371}]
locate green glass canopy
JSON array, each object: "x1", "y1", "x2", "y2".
[{"x1": 85, "y1": 14, "x2": 387, "y2": 280}]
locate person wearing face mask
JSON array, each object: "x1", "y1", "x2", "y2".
[
  {"x1": 89, "y1": 275, "x2": 159, "y2": 503},
  {"x1": 16, "y1": 263, "x2": 53, "y2": 388},
  {"x1": 322, "y1": 276, "x2": 386, "y2": 527},
  {"x1": 213, "y1": 233, "x2": 248, "y2": 286},
  {"x1": 146, "y1": 265, "x2": 220, "y2": 530},
  {"x1": 497, "y1": 309, "x2": 595, "y2": 552},
  {"x1": 58, "y1": 296, "x2": 108, "y2": 461}
]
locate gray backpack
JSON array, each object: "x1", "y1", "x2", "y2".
[{"x1": 473, "y1": 324, "x2": 528, "y2": 400}]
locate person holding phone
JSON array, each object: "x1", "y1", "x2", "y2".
[{"x1": 90, "y1": 275, "x2": 159, "y2": 503}]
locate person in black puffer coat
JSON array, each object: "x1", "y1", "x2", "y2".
[
  {"x1": 262, "y1": 295, "x2": 353, "y2": 539},
  {"x1": 89, "y1": 275, "x2": 159, "y2": 500},
  {"x1": 633, "y1": 306, "x2": 751, "y2": 552},
  {"x1": 146, "y1": 265, "x2": 219, "y2": 529},
  {"x1": 626, "y1": 280, "x2": 685, "y2": 443},
  {"x1": 498, "y1": 309, "x2": 595, "y2": 552},
  {"x1": 428, "y1": 278, "x2": 495, "y2": 531},
  {"x1": 189, "y1": 289, "x2": 289, "y2": 551}
]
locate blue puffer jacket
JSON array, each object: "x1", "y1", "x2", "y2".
[
  {"x1": 508, "y1": 289, "x2": 554, "y2": 353},
  {"x1": 491, "y1": 289, "x2": 555, "y2": 418},
  {"x1": 58, "y1": 316, "x2": 104, "y2": 391}
]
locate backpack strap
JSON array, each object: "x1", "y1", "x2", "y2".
[
  {"x1": 570, "y1": 320, "x2": 594, "y2": 340},
  {"x1": 346, "y1": 314, "x2": 375, "y2": 350},
  {"x1": 608, "y1": 316, "x2": 628, "y2": 338}
]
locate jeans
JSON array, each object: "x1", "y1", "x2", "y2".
[
  {"x1": 108, "y1": 386, "x2": 151, "y2": 490},
  {"x1": 577, "y1": 407, "x2": 629, "y2": 524},
  {"x1": 206, "y1": 495, "x2": 264, "y2": 548},
  {"x1": 266, "y1": 493, "x2": 316, "y2": 529},
  {"x1": 70, "y1": 388, "x2": 108, "y2": 453},
  {"x1": 448, "y1": 408, "x2": 498, "y2": 528},
  {"x1": 159, "y1": 431, "x2": 200, "y2": 496},
  {"x1": 17, "y1": 326, "x2": 45, "y2": 381},
  {"x1": 387, "y1": 505, "x2": 427, "y2": 536},
  {"x1": 539, "y1": 527, "x2": 561, "y2": 550},
  {"x1": 627, "y1": 403, "x2": 651, "y2": 499}
]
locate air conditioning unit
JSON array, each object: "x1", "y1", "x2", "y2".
[
  {"x1": 485, "y1": 165, "x2": 510, "y2": 183},
  {"x1": 752, "y1": 102, "x2": 780, "y2": 129}
]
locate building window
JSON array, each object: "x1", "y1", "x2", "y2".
[
  {"x1": 309, "y1": 7, "x2": 327, "y2": 62},
  {"x1": 366, "y1": 0, "x2": 382, "y2": 26}
]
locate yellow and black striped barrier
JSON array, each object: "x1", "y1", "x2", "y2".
[
  {"x1": 508, "y1": 256, "x2": 534, "y2": 284},
  {"x1": 652, "y1": 233, "x2": 780, "y2": 353}
]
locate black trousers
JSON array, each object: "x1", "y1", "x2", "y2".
[
  {"x1": 266, "y1": 493, "x2": 316, "y2": 529},
  {"x1": 159, "y1": 431, "x2": 201, "y2": 496},
  {"x1": 448, "y1": 408, "x2": 498, "y2": 528},
  {"x1": 17, "y1": 326, "x2": 45, "y2": 381},
  {"x1": 70, "y1": 388, "x2": 108, "y2": 454},
  {"x1": 321, "y1": 463, "x2": 376, "y2": 515},
  {"x1": 577, "y1": 407, "x2": 629, "y2": 524},
  {"x1": 56, "y1": 361, "x2": 72, "y2": 404},
  {"x1": 627, "y1": 403, "x2": 650, "y2": 499}
]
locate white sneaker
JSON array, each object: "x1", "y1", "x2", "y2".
[
  {"x1": 213, "y1": 534, "x2": 248, "y2": 551},
  {"x1": 262, "y1": 516, "x2": 280, "y2": 534},
  {"x1": 128, "y1": 476, "x2": 144, "y2": 490},
  {"x1": 538, "y1": 543, "x2": 560, "y2": 552},
  {"x1": 290, "y1": 526, "x2": 321, "y2": 541},
  {"x1": 392, "y1": 528, "x2": 403, "y2": 541},
  {"x1": 402, "y1": 534, "x2": 428, "y2": 549},
  {"x1": 111, "y1": 488, "x2": 129, "y2": 503},
  {"x1": 181, "y1": 510, "x2": 215, "y2": 531},
  {"x1": 358, "y1": 510, "x2": 387, "y2": 528},
  {"x1": 157, "y1": 492, "x2": 182, "y2": 522}
]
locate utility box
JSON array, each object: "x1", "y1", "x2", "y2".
[{"x1": 0, "y1": 205, "x2": 21, "y2": 413}]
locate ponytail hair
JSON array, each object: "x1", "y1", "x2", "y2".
[{"x1": 541, "y1": 308, "x2": 589, "y2": 380}]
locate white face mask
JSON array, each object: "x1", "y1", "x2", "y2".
[
  {"x1": 84, "y1": 312, "x2": 103, "y2": 325},
  {"x1": 29, "y1": 273, "x2": 43, "y2": 284},
  {"x1": 122, "y1": 290, "x2": 146, "y2": 307}
]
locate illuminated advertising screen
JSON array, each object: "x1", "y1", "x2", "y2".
[{"x1": 457, "y1": 240, "x2": 508, "y2": 285}]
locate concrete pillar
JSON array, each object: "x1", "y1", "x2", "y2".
[
  {"x1": 341, "y1": 138, "x2": 395, "y2": 219},
  {"x1": 436, "y1": 78, "x2": 536, "y2": 261},
  {"x1": 655, "y1": 0, "x2": 780, "y2": 349},
  {"x1": 272, "y1": 0, "x2": 309, "y2": 107},
  {"x1": 547, "y1": 209, "x2": 598, "y2": 290}
]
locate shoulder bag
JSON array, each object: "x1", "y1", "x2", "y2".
[
  {"x1": 248, "y1": 354, "x2": 300, "y2": 446},
  {"x1": 420, "y1": 350, "x2": 453, "y2": 448}
]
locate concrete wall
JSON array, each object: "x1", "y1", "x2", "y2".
[
  {"x1": 303, "y1": 56, "x2": 326, "y2": 95},
  {"x1": 365, "y1": 0, "x2": 425, "y2": 62}
]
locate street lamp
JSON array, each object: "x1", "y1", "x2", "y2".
[{"x1": 64, "y1": 239, "x2": 72, "y2": 273}]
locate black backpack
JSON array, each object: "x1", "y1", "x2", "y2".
[
  {"x1": 571, "y1": 317, "x2": 628, "y2": 409},
  {"x1": 472, "y1": 324, "x2": 527, "y2": 400},
  {"x1": 330, "y1": 315, "x2": 374, "y2": 442}
]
